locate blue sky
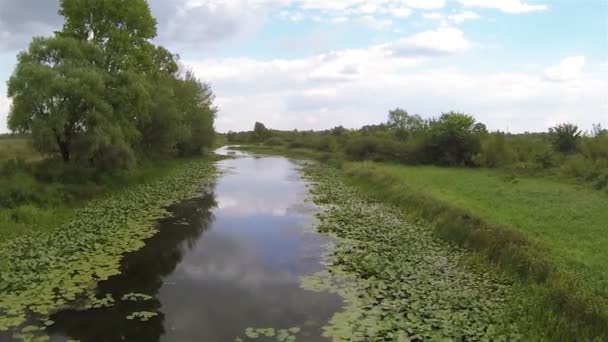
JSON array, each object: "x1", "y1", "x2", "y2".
[{"x1": 1, "y1": 0, "x2": 607, "y2": 133}]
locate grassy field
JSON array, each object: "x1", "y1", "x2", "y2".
[
  {"x1": 0, "y1": 136, "x2": 41, "y2": 162},
  {"x1": 351, "y1": 164, "x2": 608, "y2": 284}
]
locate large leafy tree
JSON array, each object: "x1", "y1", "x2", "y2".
[
  {"x1": 59, "y1": 0, "x2": 158, "y2": 73},
  {"x1": 7, "y1": 0, "x2": 216, "y2": 170},
  {"x1": 8, "y1": 37, "x2": 110, "y2": 162}
]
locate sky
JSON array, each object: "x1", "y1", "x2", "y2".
[{"x1": 0, "y1": 0, "x2": 607, "y2": 134}]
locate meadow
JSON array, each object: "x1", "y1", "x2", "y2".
[{"x1": 0, "y1": 136, "x2": 41, "y2": 162}]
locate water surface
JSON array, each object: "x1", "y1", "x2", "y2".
[{"x1": 47, "y1": 148, "x2": 341, "y2": 342}]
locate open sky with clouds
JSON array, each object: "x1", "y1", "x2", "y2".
[{"x1": 0, "y1": 0, "x2": 607, "y2": 133}]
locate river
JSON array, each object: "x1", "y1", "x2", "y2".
[{"x1": 46, "y1": 147, "x2": 342, "y2": 342}]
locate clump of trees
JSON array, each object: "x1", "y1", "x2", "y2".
[
  {"x1": 6, "y1": 0, "x2": 216, "y2": 172},
  {"x1": 224, "y1": 112, "x2": 608, "y2": 191}
]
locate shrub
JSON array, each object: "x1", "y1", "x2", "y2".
[
  {"x1": 473, "y1": 133, "x2": 515, "y2": 168},
  {"x1": 264, "y1": 137, "x2": 284, "y2": 146},
  {"x1": 549, "y1": 123, "x2": 582, "y2": 154}
]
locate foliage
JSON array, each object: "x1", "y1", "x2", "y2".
[
  {"x1": 252, "y1": 122, "x2": 271, "y2": 142},
  {"x1": 228, "y1": 108, "x2": 607, "y2": 191},
  {"x1": 6, "y1": 0, "x2": 216, "y2": 171},
  {"x1": 422, "y1": 112, "x2": 486, "y2": 166},
  {"x1": 387, "y1": 108, "x2": 424, "y2": 139},
  {"x1": 239, "y1": 327, "x2": 300, "y2": 341},
  {"x1": 549, "y1": 123, "x2": 582, "y2": 154}
]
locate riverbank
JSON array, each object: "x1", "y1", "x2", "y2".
[
  {"x1": 0, "y1": 157, "x2": 218, "y2": 337},
  {"x1": 237, "y1": 144, "x2": 608, "y2": 340}
]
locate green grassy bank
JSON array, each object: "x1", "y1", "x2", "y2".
[{"x1": 236, "y1": 144, "x2": 608, "y2": 340}]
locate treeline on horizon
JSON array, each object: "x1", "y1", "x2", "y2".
[
  {"x1": 225, "y1": 110, "x2": 608, "y2": 191},
  {"x1": 0, "y1": 0, "x2": 216, "y2": 210}
]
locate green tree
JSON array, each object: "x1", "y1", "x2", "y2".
[
  {"x1": 59, "y1": 0, "x2": 158, "y2": 73},
  {"x1": 174, "y1": 72, "x2": 217, "y2": 156},
  {"x1": 387, "y1": 108, "x2": 424, "y2": 140},
  {"x1": 8, "y1": 37, "x2": 110, "y2": 162},
  {"x1": 549, "y1": 123, "x2": 582, "y2": 154},
  {"x1": 424, "y1": 112, "x2": 485, "y2": 166},
  {"x1": 253, "y1": 122, "x2": 271, "y2": 142},
  {"x1": 7, "y1": 0, "x2": 216, "y2": 171}
]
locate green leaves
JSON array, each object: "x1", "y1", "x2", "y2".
[
  {"x1": 239, "y1": 327, "x2": 300, "y2": 341},
  {"x1": 126, "y1": 311, "x2": 158, "y2": 322},
  {"x1": 301, "y1": 163, "x2": 522, "y2": 341}
]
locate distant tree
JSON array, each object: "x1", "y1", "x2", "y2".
[
  {"x1": 424, "y1": 112, "x2": 485, "y2": 166},
  {"x1": 592, "y1": 123, "x2": 605, "y2": 138},
  {"x1": 549, "y1": 123, "x2": 582, "y2": 153},
  {"x1": 253, "y1": 122, "x2": 271, "y2": 142},
  {"x1": 387, "y1": 108, "x2": 424, "y2": 139},
  {"x1": 331, "y1": 126, "x2": 347, "y2": 136}
]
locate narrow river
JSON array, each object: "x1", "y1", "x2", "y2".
[{"x1": 47, "y1": 148, "x2": 342, "y2": 341}]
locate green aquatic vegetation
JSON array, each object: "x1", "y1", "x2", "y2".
[
  {"x1": 0, "y1": 159, "x2": 217, "y2": 332},
  {"x1": 241, "y1": 326, "x2": 300, "y2": 341},
  {"x1": 125, "y1": 311, "x2": 158, "y2": 322},
  {"x1": 301, "y1": 163, "x2": 522, "y2": 341},
  {"x1": 120, "y1": 293, "x2": 153, "y2": 302},
  {"x1": 84, "y1": 294, "x2": 114, "y2": 309}
]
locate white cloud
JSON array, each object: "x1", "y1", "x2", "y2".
[
  {"x1": 331, "y1": 16, "x2": 349, "y2": 23},
  {"x1": 184, "y1": 45, "x2": 606, "y2": 134},
  {"x1": 358, "y1": 16, "x2": 393, "y2": 30},
  {"x1": 448, "y1": 11, "x2": 480, "y2": 23},
  {"x1": 389, "y1": 27, "x2": 471, "y2": 56},
  {"x1": 423, "y1": 12, "x2": 443, "y2": 20},
  {"x1": 392, "y1": 7, "x2": 413, "y2": 18},
  {"x1": 458, "y1": 0, "x2": 548, "y2": 14},
  {"x1": 544, "y1": 56, "x2": 585, "y2": 82},
  {"x1": 401, "y1": 0, "x2": 445, "y2": 10}
]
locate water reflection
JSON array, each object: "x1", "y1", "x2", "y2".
[
  {"x1": 48, "y1": 193, "x2": 217, "y2": 342},
  {"x1": 46, "y1": 150, "x2": 341, "y2": 342}
]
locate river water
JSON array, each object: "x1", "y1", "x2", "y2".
[{"x1": 46, "y1": 147, "x2": 342, "y2": 342}]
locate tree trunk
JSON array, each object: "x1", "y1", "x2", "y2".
[
  {"x1": 59, "y1": 141, "x2": 70, "y2": 162},
  {"x1": 54, "y1": 132, "x2": 70, "y2": 162}
]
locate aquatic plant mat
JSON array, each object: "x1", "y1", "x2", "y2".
[
  {"x1": 0, "y1": 158, "x2": 217, "y2": 340},
  {"x1": 300, "y1": 162, "x2": 523, "y2": 341}
]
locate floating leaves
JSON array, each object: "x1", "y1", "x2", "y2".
[
  {"x1": 125, "y1": 311, "x2": 158, "y2": 322},
  {"x1": 239, "y1": 326, "x2": 301, "y2": 341},
  {"x1": 301, "y1": 163, "x2": 522, "y2": 341},
  {"x1": 121, "y1": 293, "x2": 153, "y2": 302},
  {"x1": 0, "y1": 159, "x2": 217, "y2": 332},
  {"x1": 84, "y1": 294, "x2": 115, "y2": 309}
]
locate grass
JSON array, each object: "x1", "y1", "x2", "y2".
[
  {"x1": 0, "y1": 136, "x2": 41, "y2": 162},
  {"x1": 355, "y1": 164, "x2": 608, "y2": 287}
]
